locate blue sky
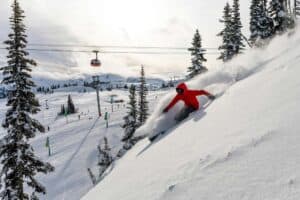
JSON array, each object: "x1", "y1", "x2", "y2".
[{"x1": 0, "y1": 0, "x2": 251, "y2": 79}]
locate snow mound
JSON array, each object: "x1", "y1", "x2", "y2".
[{"x1": 83, "y1": 26, "x2": 300, "y2": 200}]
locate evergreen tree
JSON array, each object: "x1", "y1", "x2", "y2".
[
  {"x1": 118, "y1": 85, "x2": 146, "y2": 157},
  {"x1": 67, "y1": 94, "x2": 76, "y2": 114},
  {"x1": 249, "y1": 0, "x2": 274, "y2": 45},
  {"x1": 268, "y1": 0, "x2": 294, "y2": 33},
  {"x1": 138, "y1": 66, "x2": 149, "y2": 125},
  {"x1": 87, "y1": 137, "x2": 113, "y2": 185},
  {"x1": 60, "y1": 104, "x2": 66, "y2": 115},
  {"x1": 296, "y1": 0, "x2": 300, "y2": 16},
  {"x1": 217, "y1": 3, "x2": 235, "y2": 62},
  {"x1": 0, "y1": 1, "x2": 54, "y2": 199},
  {"x1": 87, "y1": 137, "x2": 113, "y2": 184},
  {"x1": 232, "y1": 0, "x2": 246, "y2": 55},
  {"x1": 97, "y1": 137, "x2": 113, "y2": 178},
  {"x1": 121, "y1": 85, "x2": 138, "y2": 145},
  {"x1": 250, "y1": 0, "x2": 261, "y2": 42},
  {"x1": 187, "y1": 30, "x2": 207, "y2": 79}
]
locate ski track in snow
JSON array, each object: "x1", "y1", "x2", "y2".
[
  {"x1": 59, "y1": 117, "x2": 100, "y2": 200},
  {"x1": 0, "y1": 89, "x2": 169, "y2": 200}
]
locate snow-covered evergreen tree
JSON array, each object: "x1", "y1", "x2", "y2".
[
  {"x1": 138, "y1": 65, "x2": 149, "y2": 125},
  {"x1": 97, "y1": 137, "x2": 113, "y2": 178},
  {"x1": 232, "y1": 0, "x2": 246, "y2": 55},
  {"x1": 122, "y1": 85, "x2": 138, "y2": 145},
  {"x1": 218, "y1": 3, "x2": 235, "y2": 62},
  {"x1": 286, "y1": 0, "x2": 296, "y2": 28},
  {"x1": 67, "y1": 94, "x2": 76, "y2": 114},
  {"x1": 87, "y1": 137, "x2": 113, "y2": 184},
  {"x1": 0, "y1": 1, "x2": 54, "y2": 199},
  {"x1": 249, "y1": 0, "x2": 274, "y2": 45},
  {"x1": 187, "y1": 30, "x2": 207, "y2": 79},
  {"x1": 250, "y1": 0, "x2": 261, "y2": 42},
  {"x1": 296, "y1": 0, "x2": 300, "y2": 16},
  {"x1": 269, "y1": 0, "x2": 294, "y2": 33}
]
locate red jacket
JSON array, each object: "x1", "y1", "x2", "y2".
[{"x1": 164, "y1": 83, "x2": 211, "y2": 111}]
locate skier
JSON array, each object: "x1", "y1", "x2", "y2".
[{"x1": 163, "y1": 83, "x2": 215, "y2": 122}]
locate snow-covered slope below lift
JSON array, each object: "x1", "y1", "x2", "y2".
[{"x1": 82, "y1": 29, "x2": 300, "y2": 199}]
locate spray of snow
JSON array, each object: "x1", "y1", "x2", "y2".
[{"x1": 135, "y1": 25, "x2": 300, "y2": 138}]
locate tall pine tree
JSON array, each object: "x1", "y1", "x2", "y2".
[
  {"x1": 268, "y1": 0, "x2": 294, "y2": 33},
  {"x1": 0, "y1": 1, "x2": 54, "y2": 199},
  {"x1": 122, "y1": 85, "x2": 138, "y2": 145},
  {"x1": 138, "y1": 65, "x2": 149, "y2": 125},
  {"x1": 250, "y1": 0, "x2": 261, "y2": 43},
  {"x1": 118, "y1": 85, "x2": 145, "y2": 158},
  {"x1": 249, "y1": 0, "x2": 274, "y2": 46},
  {"x1": 232, "y1": 0, "x2": 245, "y2": 55},
  {"x1": 218, "y1": 3, "x2": 235, "y2": 62},
  {"x1": 187, "y1": 30, "x2": 207, "y2": 79}
]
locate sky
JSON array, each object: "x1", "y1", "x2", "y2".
[{"x1": 0, "y1": 0, "x2": 251, "y2": 79}]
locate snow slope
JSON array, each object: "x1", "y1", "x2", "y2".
[
  {"x1": 0, "y1": 89, "x2": 167, "y2": 200},
  {"x1": 83, "y1": 27, "x2": 300, "y2": 200}
]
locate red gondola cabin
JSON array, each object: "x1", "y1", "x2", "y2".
[{"x1": 91, "y1": 50, "x2": 101, "y2": 67}]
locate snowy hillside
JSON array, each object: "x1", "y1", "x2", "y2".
[
  {"x1": 83, "y1": 27, "x2": 300, "y2": 200},
  {"x1": 0, "y1": 89, "x2": 168, "y2": 200}
]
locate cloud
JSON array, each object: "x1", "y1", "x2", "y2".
[
  {"x1": 0, "y1": 0, "x2": 252, "y2": 80},
  {"x1": 119, "y1": 28, "x2": 132, "y2": 42},
  {"x1": 0, "y1": 3, "x2": 80, "y2": 72},
  {"x1": 27, "y1": 23, "x2": 79, "y2": 67},
  {"x1": 122, "y1": 55, "x2": 142, "y2": 67},
  {"x1": 158, "y1": 17, "x2": 193, "y2": 37}
]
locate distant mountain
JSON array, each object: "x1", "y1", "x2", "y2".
[{"x1": 33, "y1": 73, "x2": 164, "y2": 87}]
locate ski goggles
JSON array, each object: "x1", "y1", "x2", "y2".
[{"x1": 176, "y1": 88, "x2": 184, "y2": 94}]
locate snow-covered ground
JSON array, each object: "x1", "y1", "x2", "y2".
[
  {"x1": 0, "y1": 89, "x2": 168, "y2": 200},
  {"x1": 82, "y1": 27, "x2": 300, "y2": 200}
]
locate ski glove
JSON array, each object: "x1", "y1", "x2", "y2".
[
  {"x1": 208, "y1": 94, "x2": 216, "y2": 100},
  {"x1": 162, "y1": 108, "x2": 168, "y2": 113}
]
